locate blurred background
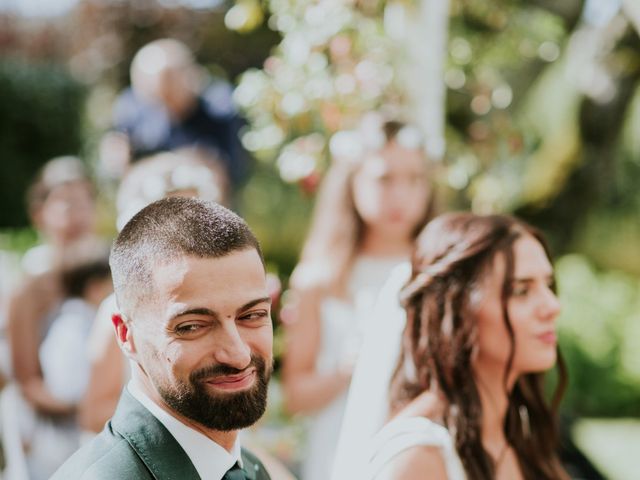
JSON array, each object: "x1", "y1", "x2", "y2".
[{"x1": 0, "y1": 0, "x2": 639, "y2": 478}]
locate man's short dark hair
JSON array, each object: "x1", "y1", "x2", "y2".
[{"x1": 110, "y1": 197, "x2": 263, "y2": 317}]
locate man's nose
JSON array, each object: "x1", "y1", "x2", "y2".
[{"x1": 213, "y1": 321, "x2": 252, "y2": 370}]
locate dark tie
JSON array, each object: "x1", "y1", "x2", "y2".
[{"x1": 222, "y1": 463, "x2": 249, "y2": 480}]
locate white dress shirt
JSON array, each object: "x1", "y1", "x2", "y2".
[{"x1": 128, "y1": 378, "x2": 243, "y2": 480}]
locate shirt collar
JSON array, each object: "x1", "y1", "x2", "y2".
[{"x1": 127, "y1": 378, "x2": 243, "y2": 480}]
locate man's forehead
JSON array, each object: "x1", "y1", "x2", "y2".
[
  {"x1": 149, "y1": 250, "x2": 265, "y2": 292},
  {"x1": 130, "y1": 256, "x2": 188, "y2": 323},
  {"x1": 151, "y1": 255, "x2": 190, "y2": 286}
]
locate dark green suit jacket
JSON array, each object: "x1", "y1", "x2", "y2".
[{"x1": 52, "y1": 389, "x2": 271, "y2": 480}]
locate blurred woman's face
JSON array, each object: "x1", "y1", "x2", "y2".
[
  {"x1": 38, "y1": 181, "x2": 96, "y2": 245},
  {"x1": 351, "y1": 141, "x2": 430, "y2": 240},
  {"x1": 473, "y1": 234, "x2": 560, "y2": 382}
]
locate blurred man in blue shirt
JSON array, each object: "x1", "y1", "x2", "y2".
[{"x1": 103, "y1": 39, "x2": 248, "y2": 187}]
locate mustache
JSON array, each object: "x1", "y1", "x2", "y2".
[{"x1": 190, "y1": 355, "x2": 271, "y2": 382}]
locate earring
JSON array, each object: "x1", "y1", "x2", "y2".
[
  {"x1": 518, "y1": 405, "x2": 531, "y2": 439},
  {"x1": 448, "y1": 404, "x2": 459, "y2": 439}
]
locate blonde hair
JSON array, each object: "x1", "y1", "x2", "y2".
[
  {"x1": 116, "y1": 148, "x2": 228, "y2": 231},
  {"x1": 294, "y1": 119, "x2": 434, "y2": 292}
]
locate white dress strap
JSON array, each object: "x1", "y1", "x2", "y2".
[{"x1": 368, "y1": 416, "x2": 467, "y2": 480}]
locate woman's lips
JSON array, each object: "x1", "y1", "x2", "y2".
[
  {"x1": 387, "y1": 211, "x2": 408, "y2": 223},
  {"x1": 206, "y1": 369, "x2": 256, "y2": 392},
  {"x1": 537, "y1": 331, "x2": 557, "y2": 345}
]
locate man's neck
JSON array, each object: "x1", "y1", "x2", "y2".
[{"x1": 131, "y1": 366, "x2": 239, "y2": 452}]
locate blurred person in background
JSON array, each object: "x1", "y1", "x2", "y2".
[
  {"x1": 280, "y1": 116, "x2": 435, "y2": 480},
  {"x1": 366, "y1": 213, "x2": 569, "y2": 480},
  {"x1": 17, "y1": 241, "x2": 113, "y2": 480},
  {"x1": 100, "y1": 38, "x2": 249, "y2": 188},
  {"x1": 2, "y1": 157, "x2": 100, "y2": 479},
  {"x1": 6, "y1": 156, "x2": 97, "y2": 417}
]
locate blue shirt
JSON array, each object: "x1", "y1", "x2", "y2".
[{"x1": 113, "y1": 80, "x2": 249, "y2": 186}]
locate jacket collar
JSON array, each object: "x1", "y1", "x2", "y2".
[
  {"x1": 111, "y1": 388, "x2": 201, "y2": 480},
  {"x1": 111, "y1": 389, "x2": 261, "y2": 480}
]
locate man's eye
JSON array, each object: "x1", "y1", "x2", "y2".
[
  {"x1": 240, "y1": 311, "x2": 269, "y2": 322},
  {"x1": 174, "y1": 324, "x2": 205, "y2": 336}
]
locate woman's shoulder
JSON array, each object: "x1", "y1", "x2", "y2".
[
  {"x1": 373, "y1": 440, "x2": 450, "y2": 480},
  {"x1": 369, "y1": 416, "x2": 465, "y2": 480},
  {"x1": 373, "y1": 416, "x2": 453, "y2": 451},
  {"x1": 289, "y1": 261, "x2": 336, "y2": 296}
]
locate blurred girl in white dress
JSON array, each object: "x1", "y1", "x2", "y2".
[{"x1": 281, "y1": 116, "x2": 435, "y2": 480}]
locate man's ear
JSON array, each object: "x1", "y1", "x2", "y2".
[{"x1": 112, "y1": 313, "x2": 137, "y2": 360}]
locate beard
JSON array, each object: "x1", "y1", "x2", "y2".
[{"x1": 157, "y1": 354, "x2": 272, "y2": 431}]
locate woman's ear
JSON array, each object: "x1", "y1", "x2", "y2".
[{"x1": 112, "y1": 313, "x2": 137, "y2": 360}]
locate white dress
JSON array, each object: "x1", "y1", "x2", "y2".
[
  {"x1": 14, "y1": 298, "x2": 97, "y2": 480},
  {"x1": 302, "y1": 256, "x2": 405, "y2": 480},
  {"x1": 369, "y1": 416, "x2": 466, "y2": 480},
  {"x1": 331, "y1": 262, "x2": 410, "y2": 480},
  {"x1": 40, "y1": 298, "x2": 95, "y2": 403}
]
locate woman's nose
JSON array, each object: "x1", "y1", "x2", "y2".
[{"x1": 538, "y1": 285, "x2": 561, "y2": 321}]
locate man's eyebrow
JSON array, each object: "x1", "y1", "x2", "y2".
[
  {"x1": 171, "y1": 307, "x2": 218, "y2": 321},
  {"x1": 237, "y1": 296, "x2": 272, "y2": 315},
  {"x1": 169, "y1": 296, "x2": 272, "y2": 321}
]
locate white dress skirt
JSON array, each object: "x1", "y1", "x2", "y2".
[{"x1": 301, "y1": 256, "x2": 405, "y2": 480}]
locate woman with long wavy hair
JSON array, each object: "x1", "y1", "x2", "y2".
[{"x1": 369, "y1": 212, "x2": 569, "y2": 480}]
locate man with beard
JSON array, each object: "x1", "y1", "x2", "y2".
[{"x1": 52, "y1": 197, "x2": 273, "y2": 480}]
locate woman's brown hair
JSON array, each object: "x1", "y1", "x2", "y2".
[{"x1": 390, "y1": 212, "x2": 569, "y2": 480}]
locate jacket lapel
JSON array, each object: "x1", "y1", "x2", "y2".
[
  {"x1": 110, "y1": 389, "x2": 201, "y2": 480},
  {"x1": 240, "y1": 449, "x2": 271, "y2": 480}
]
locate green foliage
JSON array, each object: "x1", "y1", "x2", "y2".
[
  {"x1": 575, "y1": 209, "x2": 640, "y2": 276},
  {"x1": 557, "y1": 254, "x2": 640, "y2": 416},
  {"x1": 239, "y1": 162, "x2": 313, "y2": 278},
  {"x1": 0, "y1": 228, "x2": 38, "y2": 255},
  {"x1": 234, "y1": 0, "x2": 406, "y2": 181},
  {"x1": 0, "y1": 59, "x2": 86, "y2": 228}
]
